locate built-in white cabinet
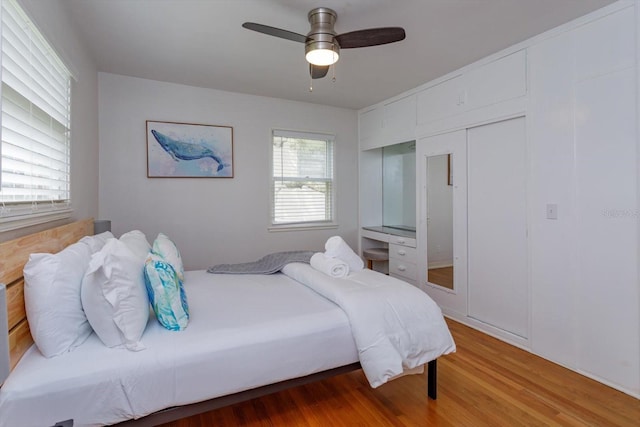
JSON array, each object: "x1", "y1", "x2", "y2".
[
  {"x1": 416, "y1": 50, "x2": 526, "y2": 126},
  {"x1": 416, "y1": 75, "x2": 464, "y2": 124},
  {"x1": 388, "y1": 235, "x2": 417, "y2": 284},
  {"x1": 464, "y1": 50, "x2": 527, "y2": 111},
  {"x1": 417, "y1": 120, "x2": 529, "y2": 344},
  {"x1": 382, "y1": 94, "x2": 416, "y2": 145},
  {"x1": 359, "y1": 0, "x2": 639, "y2": 398},
  {"x1": 529, "y1": 5, "x2": 639, "y2": 396},
  {"x1": 360, "y1": 228, "x2": 418, "y2": 285},
  {"x1": 359, "y1": 106, "x2": 384, "y2": 150},
  {"x1": 467, "y1": 117, "x2": 528, "y2": 339},
  {"x1": 359, "y1": 94, "x2": 417, "y2": 150}
]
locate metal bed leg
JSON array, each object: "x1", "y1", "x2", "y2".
[{"x1": 427, "y1": 359, "x2": 437, "y2": 400}]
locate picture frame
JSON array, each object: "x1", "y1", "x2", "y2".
[{"x1": 146, "y1": 120, "x2": 234, "y2": 178}]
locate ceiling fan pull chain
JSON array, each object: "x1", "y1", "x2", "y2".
[
  {"x1": 332, "y1": 44, "x2": 337, "y2": 82},
  {"x1": 309, "y1": 65, "x2": 313, "y2": 92}
]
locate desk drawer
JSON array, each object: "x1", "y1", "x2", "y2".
[
  {"x1": 389, "y1": 258, "x2": 417, "y2": 281},
  {"x1": 389, "y1": 235, "x2": 416, "y2": 248},
  {"x1": 389, "y1": 243, "x2": 417, "y2": 261}
]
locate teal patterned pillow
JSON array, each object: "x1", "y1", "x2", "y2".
[
  {"x1": 152, "y1": 233, "x2": 184, "y2": 282},
  {"x1": 143, "y1": 254, "x2": 189, "y2": 331}
]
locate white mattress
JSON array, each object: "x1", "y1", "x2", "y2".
[{"x1": 0, "y1": 271, "x2": 359, "y2": 427}]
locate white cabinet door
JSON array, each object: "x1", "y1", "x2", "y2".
[
  {"x1": 416, "y1": 75, "x2": 464, "y2": 125},
  {"x1": 528, "y1": 28, "x2": 577, "y2": 368},
  {"x1": 416, "y1": 51, "x2": 526, "y2": 127},
  {"x1": 383, "y1": 94, "x2": 416, "y2": 145},
  {"x1": 573, "y1": 7, "x2": 635, "y2": 80},
  {"x1": 467, "y1": 116, "x2": 528, "y2": 338},
  {"x1": 465, "y1": 50, "x2": 526, "y2": 111},
  {"x1": 574, "y1": 67, "x2": 638, "y2": 395},
  {"x1": 359, "y1": 106, "x2": 384, "y2": 150}
]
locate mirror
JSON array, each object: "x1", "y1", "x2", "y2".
[
  {"x1": 426, "y1": 154, "x2": 454, "y2": 289},
  {"x1": 382, "y1": 141, "x2": 416, "y2": 231}
]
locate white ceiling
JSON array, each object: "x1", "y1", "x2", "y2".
[{"x1": 64, "y1": 0, "x2": 616, "y2": 110}]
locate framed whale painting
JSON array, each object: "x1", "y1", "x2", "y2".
[{"x1": 146, "y1": 120, "x2": 234, "y2": 178}]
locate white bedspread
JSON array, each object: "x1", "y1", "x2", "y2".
[
  {"x1": 0, "y1": 271, "x2": 358, "y2": 427},
  {"x1": 282, "y1": 263, "x2": 456, "y2": 387}
]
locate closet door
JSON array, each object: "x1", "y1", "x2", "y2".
[
  {"x1": 417, "y1": 130, "x2": 468, "y2": 317},
  {"x1": 467, "y1": 117, "x2": 528, "y2": 338}
]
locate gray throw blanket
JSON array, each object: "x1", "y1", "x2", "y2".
[{"x1": 207, "y1": 251, "x2": 315, "y2": 274}]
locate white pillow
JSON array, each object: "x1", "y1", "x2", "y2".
[
  {"x1": 152, "y1": 233, "x2": 184, "y2": 282},
  {"x1": 23, "y1": 242, "x2": 94, "y2": 358},
  {"x1": 82, "y1": 239, "x2": 150, "y2": 351},
  {"x1": 79, "y1": 231, "x2": 115, "y2": 253},
  {"x1": 119, "y1": 230, "x2": 151, "y2": 264}
]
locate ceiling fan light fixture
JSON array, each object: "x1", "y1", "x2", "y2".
[
  {"x1": 305, "y1": 7, "x2": 339, "y2": 66},
  {"x1": 305, "y1": 46, "x2": 339, "y2": 66},
  {"x1": 305, "y1": 38, "x2": 340, "y2": 66}
]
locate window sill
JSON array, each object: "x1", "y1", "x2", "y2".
[
  {"x1": 268, "y1": 222, "x2": 339, "y2": 233},
  {"x1": 0, "y1": 209, "x2": 73, "y2": 233}
]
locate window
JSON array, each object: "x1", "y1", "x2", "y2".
[
  {"x1": 271, "y1": 129, "x2": 335, "y2": 228},
  {"x1": 0, "y1": 0, "x2": 72, "y2": 230}
]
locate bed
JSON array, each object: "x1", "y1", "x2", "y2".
[{"x1": 0, "y1": 219, "x2": 455, "y2": 426}]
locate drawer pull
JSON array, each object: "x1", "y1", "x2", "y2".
[
  {"x1": 397, "y1": 250, "x2": 406, "y2": 256},
  {"x1": 397, "y1": 239, "x2": 405, "y2": 244},
  {"x1": 397, "y1": 265, "x2": 407, "y2": 272}
]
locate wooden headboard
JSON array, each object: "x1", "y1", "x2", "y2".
[{"x1": 0, "y1": 219, "x2": 94, "y2": 376}]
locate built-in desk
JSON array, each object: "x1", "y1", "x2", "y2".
[{"x1": 361, "y1": 226, "x2": 418, "y2": 285}]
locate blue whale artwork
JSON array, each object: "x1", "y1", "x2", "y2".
[{"x1": 151, "y1": 129, "x2": 225, "y2": 172}]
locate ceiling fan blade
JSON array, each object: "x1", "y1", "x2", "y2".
[
  {"x1": 335, "y1": 27, "x2": 406, "y2": 49},
  {"x1": 309, "y1": 64, "x2": 330, "y2": 79},
  {"x1": 242, "y1": 22, "x2": 308, "y2": 43}
]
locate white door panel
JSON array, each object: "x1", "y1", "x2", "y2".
[{"x1": 468, "y1": 117, "x2": 528, "y2": 338}]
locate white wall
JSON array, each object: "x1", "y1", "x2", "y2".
[
  {"x1": 0, "y1": 0, "x2": 100, "y2": 242},
  {"x1": 98, "y1": 73, "x2": 359, "y2": 270}
]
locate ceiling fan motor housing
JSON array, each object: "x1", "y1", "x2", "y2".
[{"x1": 305, "y1": 7, "x2": 340, "y2": 58}]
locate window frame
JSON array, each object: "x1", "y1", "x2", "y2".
[
  {"x1": 0, "y1": 0, "x2": 74, "y2": 232},
  {"x1": 269, "y1": 128, "x2": 338, "y2": 232}
]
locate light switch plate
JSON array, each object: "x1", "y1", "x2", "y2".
[{"x1": 546, "y1": 204, "x2": 558, "y2": 220}]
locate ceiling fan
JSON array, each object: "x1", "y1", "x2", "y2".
[{"x1": 242, "y1": 7, "x2": 406, "y2": 80}]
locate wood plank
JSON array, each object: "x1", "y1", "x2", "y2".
[
  {"x1": 159, "y1": 318, "x2": 640, "y2": 427},
  {"x1": 2, "y1": 219, "x2": 94, "y2": 372},
  {"x1": 0, "y1": 218, "x2": 94, "y2": 285},
  {"x1": 8, "y1": 319, "x2": 33, "y2": 371},
  {"x1": 6, "y1": 279, "x2": 25, "y2": 331}
]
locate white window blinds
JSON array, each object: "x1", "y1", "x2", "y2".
[
  {"x1": 0, "y1": 0, "x2": 72, "y2": 217},
  {"x1": 272, "y1": 130, "x2": 335, "y2": 227}
]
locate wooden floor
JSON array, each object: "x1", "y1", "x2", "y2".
[
  {"x1": 161, "y1": 319, "x2": 640, "y2": 426},
  {"x1": 428, "y1": 267, "x2": 454, "y2": 289}
]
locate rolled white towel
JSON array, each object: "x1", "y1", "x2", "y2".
[
  {"x1": 324, "y1": 236, "x2": 364, "y2": 272},
  {"x1": 310, "y1": 252, "x2": 349, "y2": 278}
]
